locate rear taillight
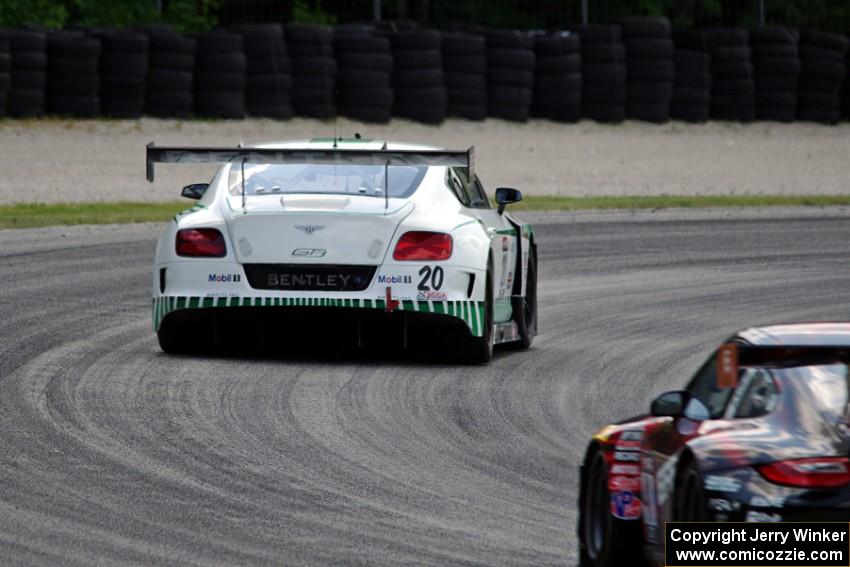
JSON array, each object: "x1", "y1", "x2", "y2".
[
  {"x1": 176, "y1": 228, "x2": 226, "y2": 257},
  {"x1": 758, "y1": 457, "x2": 850, "y2": 488},
  {"x1": 393, "y1": 231, "x2": 452, "y2": 261}
]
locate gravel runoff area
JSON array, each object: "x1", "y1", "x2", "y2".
[{"x1": 0, "y1": 117, "x2": 849, "y2": 204}]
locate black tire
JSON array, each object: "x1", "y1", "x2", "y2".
[
  {"x1": 754, "y1": 57, "x2": 800, "y2": 76},
  {"x1": 535, "y1": 74, "x2": 581, "y2": 93},
  {"x1": 534, "y1": 34, "x2": 580, "y2": 56},
  {"x1": 150, "y1": 50, "x2": 194, "y2": 71},
  {"x1": 753, "y1": 44, "x2": 798, "y2": 58},
  {"x1": 393, "y1": 68, "x2": 443, "y2": 88},
  {"x1": 754, "y1": 74, "x2": 798, "y2": 91},
  {"x1": 672, "y1": 88, "x2": 710, "y2": 105},
  {"x1": 394, "y1": 104, "x2": 447, "y2": 123},
  {"x1": 243, "y1": 38, "x2": 287, "y2": 59},
  {"x1": 196, "y1": 32, "x2": 243, "y2": 54},
  {"x1": 486, "y1": 48, "x2": 534, "y2": 69},
  {"x1": 578, "y1": 449, "x2": 647, "y2": 567},
  {"x1": 535, "y1": 54, "x2": 581, "y2": 74},
  {"x1": 712, "y1": 59, "x2": 754, "y2": 78},
  {"x1": 444, "y1": 54, "x2": 487, "y2": 74},
  {"x1": 394, "y1": 86, "x2": 447, "y2": 107},
  {"x1": 336, "y1": 53, "x2": 392, "y2": 72},
  {"x1": 582, "y1": 44, "x2": 625, "y2": 63},
  {"x1": 195, "y1": 71, "x2": 245, "y2": 92},
  {"x1": 488, "y1": 68, "x2": 533, "y2": 88},
  {"x1": 509, "y1": 247, "x2": 536, "y2": 349},
  {"x1": 292, "y1": 57, "x2": 336, "y2": 77},
  {"x1": 48, "y1": 75, "x2": 99, "y2": 96},
  {"x1": 149, "y1": 69, "x2": 192, "y2": 91},
  {"x1": 247, "y1": 56, "x2": 291, "y2": 75},
  {"x1": 627, "y1": 60, "x2": 674, "y2": 82},
  {"x1": 289, "y1": 42, "x2": 334, "y2": 58},
  {"x1": 10, "y1": 30, "x2": 46, "y2": 51},
  {"x1": 196, "y1": 52, "x2": 246, "y2": 73},
  {"x1": 11, "y1": 51, "x2": 46, "y2": 70},
  {"x1": 338, "y1": 87, "x2": 393, "y2": 107},
  {"x1": 582, "y1": 103, "x2": 626, "y2": 122},
  {"x1": 750, "y1": 26, "x2": 798, "y2": 45},
  {"x1": 799, "y1": 45, "x2": 844, "y2": 64},
  {"x1": 625, "y1": 38, "x2": 673, "y2": 58},
  {"x1": 48, "y1": 95, "x2": 99, "y2": 117},
  {"x1": 673, "y1": 460, "x2": 708, "y2": 521},
  {"x1": 673, "y1": 50, "x2": 710, "y2": 72},
  {"x1": 801, "y1": 59, "x2": 846, "y2": 81},
  {"x1": 247, "y1": 74, "x2": 293, "y2": 93},
  {"x1": 292, "y1": 102, "x2": 336, "y2": 119},
  {"x1": 392, "y1": 30, "x2": 441, "y2": 50},
  {"x1": 628, "y1": 82, "x2": 673, "y2": 103},
  {"x1": 448, "y1": 88, "x2": 487, "y2": 105},
  {"x1": 626, "y1": 100, "x2": 670, "y2": 122},
  {"x1": 583, "y1": 64, "x2": 626, "y2": 86},
  {"x1": 461, "y1": 264, "x2": 494, "y2": 363},
  {"x1": 582, "y1": 85, "x2": 627, "y2": 104},
  {"x1": 99, "y1": 54, "x2": 148, "y2": 76},
  {"x1": 393, "y1": 50, "x2": 441, "y2": 69},
  {"x1": 445, "y1": 72, "x2": 487, "y2": 90},
  {"x1": 339, "y1": 104, "x2": 392, "y2": 123},
  {"x1": 799, "y1": 30, "x2": 849, "y2": 53},
  {"x1": 674, "y1": 71, "x2": 711, "y2": 89},
  {"x1": 334, "y1": 35, "x2": 390, "y2": 53},
  {"x1": 670, "y1": 102, "x2": 709, "y2": 122},
  {"x1": 442, "y1": 33, "x2": 485, "y2": 54},
  {"x1": 12, "y1": 70, "x2": 46, "y2": 89}
]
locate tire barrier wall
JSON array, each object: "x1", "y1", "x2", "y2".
[{"x1": 1, "y1": 20, "x2": 849, "y2": 125}]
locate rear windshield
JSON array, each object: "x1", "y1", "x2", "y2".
[
  {"x1": 774, "y1": 364, "x2": 849, "y2": 423},
  {"x1": 228, "y1": 163, "x2": 427, "y2": 199}
]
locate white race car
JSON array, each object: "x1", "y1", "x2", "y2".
[{"x1": 148, "y1": 138, "x2": 537, "y2": 363}]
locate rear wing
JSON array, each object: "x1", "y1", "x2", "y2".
[{"x1": 145, "y1": 143, "x2": 474, "y2": 182}]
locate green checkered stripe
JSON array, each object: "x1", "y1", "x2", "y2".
[{"x1": 153, "y1": 295, "x2": 486, "y2": 337}]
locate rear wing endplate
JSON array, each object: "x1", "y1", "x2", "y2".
[{"x1": 145, "y1": 143, "x2": 474, "y2": 182}]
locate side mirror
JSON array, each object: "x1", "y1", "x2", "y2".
[
  {"x1": 181, "y1": 183, "x2": 209, "y2": 200},
  {"x1": 650, "y1": 390, "x2": 711, "y2": 421},
  {"x1": 495, "y1": 187, "x2": 522, "y2": 215}
]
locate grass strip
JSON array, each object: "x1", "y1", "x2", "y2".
[
  {"x1": 2, "y1": 195, "x2": 850, "y2": 229},
  {"x1": 0, "y1": 202, "x2": 189, "y2": 229}
]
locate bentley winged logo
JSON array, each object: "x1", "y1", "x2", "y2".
[{"x1": 295, "y1": 225, "x2": 325, "y2": 235}]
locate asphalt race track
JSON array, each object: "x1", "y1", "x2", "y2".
[{"x1": 1, "y1": 209, "x2": 848, "y2": 566}]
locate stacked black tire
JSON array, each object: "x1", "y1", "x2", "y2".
[
  {"x1": 47, "y1": 32, "x2": 100, "y2": 117},
  {"x1": 286, "y1": 24, "x2": 336, "y2": 119},
  {"x1": 486, "y1": 29, "x2": 534, "y2": 121},
  {"x1": 671, "y1": 31, "x2": 712, "y2": 122},
  {"x1": 622, "y1": 16, "x2": 674, "y2": 122},
  {"x1": 0, "y1": 32, "x2": 9, "y2": 116},
  {"x1": 334, "y1": 27, "x2": 393, "y2": 123},
  {"x1": 96, "y1": 30, "x2": 148, "y2": 118},
  {"x1": 750, "y1": 27, "x2": 799, "y2": 122},
  {"x1": 575, "y1": 25, "x2": 626, "y2": 122},
  {"x1": 709, "y1": 28, "x2": 754, "y2": 121},
  {"x1": 532, "y1": 32, "x2": 581, "y2": 122},
  {"x1": 844, "y1": 50, "x2": 850, "y2": 120},
  {"x1": 797, "y1": 30, "x2": 848, "y2": 124},
  {"x1": 232, "y1": 24, "x2": 292, "y2": 119},
  {"x1": 194, "y1": 31, "x2": 245, "y2": 118},
  {"x1": 443, "y1": 32, "x2": 487, "y2": 120},
  {"x1": 143, "y1": 28, "x2": 195, "y2": 118},
  {"x1": 391, "y1": 29, "x2": 446, "y2": 124},
  {"x1": 8, "y1": 30, "x2": 48, "y2": 117}
]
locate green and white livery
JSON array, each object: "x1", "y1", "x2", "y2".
[{"x1": 148, "y1": 138, "x2": 537, "y2": 363}]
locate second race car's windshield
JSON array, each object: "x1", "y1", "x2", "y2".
[
  {"x1": 778, "y1": 364, "x2": 849, "y2": 423},
  {"x1": 228, "y1": 163, "x2": 427, "y2": 199}
]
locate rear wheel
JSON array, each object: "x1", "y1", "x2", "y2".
[
  {"x1": 579, "y1": 449, "x2": 647, "y2": 567},
  {"x1": 674, "y1": 461, "x2": 708, "y2": 521},
  {"x1": 507, "y1": 248, "x2": 537, "y2": 349},
  {"x1": 462, "y1": 265, "x2": 494, "y2": 363}
]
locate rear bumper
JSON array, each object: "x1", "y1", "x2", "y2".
[{"x1": 153, "y1": 294, "x2": 486, "y2": 337}]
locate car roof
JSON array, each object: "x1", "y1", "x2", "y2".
[
  {"x1": 252, "y1": 138, "x2": 442, "y2": 152},
  {"x1": 736, "y1": 322, "x2": 850, "y2": 347}
]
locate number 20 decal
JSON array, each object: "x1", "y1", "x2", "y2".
[{"x1": 418, "y1": 266, "x2": 444, "y2": 291}]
